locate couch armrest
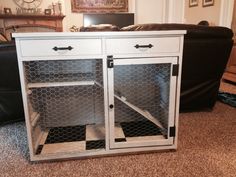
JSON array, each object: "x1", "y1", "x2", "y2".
[{"x1": 0, "y1": 41, "x2": 21, "y2": 90}]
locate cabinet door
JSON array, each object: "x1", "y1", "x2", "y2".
[{"x1": 108, "y1": 57, "x2": 178, "y2": 149}]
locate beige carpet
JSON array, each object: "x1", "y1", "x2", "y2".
[{"x1": 0, "y1": 83, "x2": 236, "y2": 177}]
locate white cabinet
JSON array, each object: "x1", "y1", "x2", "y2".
[
  {"x1": 106, "y1": 37, "x2": 181, "y2": 55},
  {"x1": 20, "y1": 38, "x2": 102, "y2": 57},
  {"x1": 13, "y1": 31, "x2": 185, "y2": 161}
]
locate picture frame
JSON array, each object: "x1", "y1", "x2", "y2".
[
  {"x1": 4, "y1": 8, "x2": 12, "y2": 14},
  {"x1": 189, "y1": 0, "x2": 198, "y2": 7},
  {"x1": 71, "y1": 0, "x2": 128, "y2": 13},
  {"x1": 44, "y1": 9, "x2": 52, "y2": 15},
  {"x1": 203, "y1": 0, "x2": 214, "y2": 7}
]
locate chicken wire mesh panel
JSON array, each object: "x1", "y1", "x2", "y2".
[
  {"x1": 29, "y1": 85, "x2": 104, "y2": 128},
  {"x1": 113, "y1": 63, "x2": 171, "y2": 141},
  {"x1": 24, "y1": 59, "x2": 103, "y2": 83},
  {"x1": 24, "y1": 59, "x2": 106, "y2": 155}
]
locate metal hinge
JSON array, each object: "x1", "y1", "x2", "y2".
[
  {"x1": 169, "y1": 126, "x2": 176, "y2": 137},
  {"x1": 172, "y1": 64, "x2": 179, "y2": 76},
  {"x1": 107, "y1": 55, "x2": 114, "y2": 68}
]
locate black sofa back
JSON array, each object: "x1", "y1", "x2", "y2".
[
  {"x1": 0, "y1": 42, "x2": 24, "y2": 125},
  {"x1": 0, "y1": 24, "x2": 233, "y2": 125}
]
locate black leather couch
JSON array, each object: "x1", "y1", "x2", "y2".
[
  {"x1": 0, "y1": 42, "x2": 24, "y2": 125},
  {"x1": 121, "y1": 24, "x2": 234, "y2": 111},
  {"x1": 0, "y1": 24, "x2": 233, "y2": 125}
]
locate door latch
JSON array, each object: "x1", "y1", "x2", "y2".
[{"x1": 107, "y1": 55, "x2": 114, "y2": 68}]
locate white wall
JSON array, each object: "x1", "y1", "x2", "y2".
[
  {"x1": 164, "y1": 0, "x2": 185, "y2": 23},
  {"x1": 135, "y1": 0, "x2": 165, "y2": 24},
  {"x1": 172, "y1": 0, "x2": 185, "y2": 23},
  {"x1": 184, "y1": 0, "x2": 221, "y2": 25},
  {"x1": 0, "y1": 0, "x2": 66, "y2": 15},
  {"x1": 219, "y1": 0, "x2": 234, "y2": 28},
  {"x1": 63, "y1": 1, "x2": 82, "y2": 32},
  {"x1": 0, "y1": 0, "x2": 184, "y2": 32}
]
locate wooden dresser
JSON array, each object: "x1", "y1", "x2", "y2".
[
  {"x1": 223, "y1": 42, "x2": 236, "y2": 83},
  {"x1": 0, "y1": 14, "x2": 65, "y2": 40}
]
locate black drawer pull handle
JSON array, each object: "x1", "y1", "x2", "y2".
[
  {"x1": 134, "y1": 44, "x2": 153, "y2": 49},
  {"x1": 53, "y1": 46, "x2": 73, "y2": 51}
]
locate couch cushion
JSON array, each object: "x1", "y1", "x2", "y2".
[
  {"x1": 121, "y1": 23, "x2": 233, "y2": 39},
  {"x1": 0, "y1": 41, "x2": 21, "y2": 90},
  {"x1": 80, "y1": 24, "x2": 120, "y2": 32},
  {"x1": 0, "y1": 90, "x2": 24, "y2": 125}
]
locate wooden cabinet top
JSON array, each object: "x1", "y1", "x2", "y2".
[{"x1": 0, "y1": 14, "x2": 65, "y2": 20}]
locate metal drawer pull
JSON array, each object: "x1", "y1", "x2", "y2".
[
  {"x1": 134, "y1": 44, "x2": 153, "y2": 49},
  {"x1": 53, "y1": 46, "x2": 73, "y2": 51}
]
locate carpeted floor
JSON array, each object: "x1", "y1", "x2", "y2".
[{"x1": 0, "y1": 82, "x2": 236, "y2": 177}]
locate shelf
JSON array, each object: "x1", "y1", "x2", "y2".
[
  {"x1": 28, "y1": 81, "x2": 95, "y2": 88},
  {"x1": 26, "y1": 72, "x2": 95, "y2": 83}
]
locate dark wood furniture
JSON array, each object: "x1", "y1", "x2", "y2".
[
  {"x1": 0, "y1": 14, "x2": 65, "y2": 40},
  {"x1": 222, "y1": 2, "x2": 236, "y2": 83},
  {"x1": 223, "y1": 43, "x2": 236, "y2": 83}
]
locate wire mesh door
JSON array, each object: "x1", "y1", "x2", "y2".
[{"x1": 108, "y1": 57, "x2": 178, "y2": 149}]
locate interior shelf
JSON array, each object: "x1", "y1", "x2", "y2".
[
  {"x1": 27, "y1": 81, "x2": 96, "y2": 88},
  {"x1": 26, "y1": 73, "x2": 95, "y2": 83}
]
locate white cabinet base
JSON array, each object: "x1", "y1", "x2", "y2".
[{"x1": 13, "y1": 31, "x2": 185, "y2": 161}]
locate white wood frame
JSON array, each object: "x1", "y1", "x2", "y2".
[
  {"x1": 27, "y1": 81, "x2": 95, "y2": 88},
  {"x1": 219, "y1": 0, "x2": 235, "y2": 28},
  {"x1": 163, "y1": 0, "x2": 185, "y2": 23},
  {"x1": 13, "y1": 31, "x2": 185, "y2": 161}
]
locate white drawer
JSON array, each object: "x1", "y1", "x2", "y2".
[
  {"x1": 106, "y1": 37, "x2": 180, "y2": 55},
  {"x1": 20, "y1": 39, "x2": 102, "y2": 57}
]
